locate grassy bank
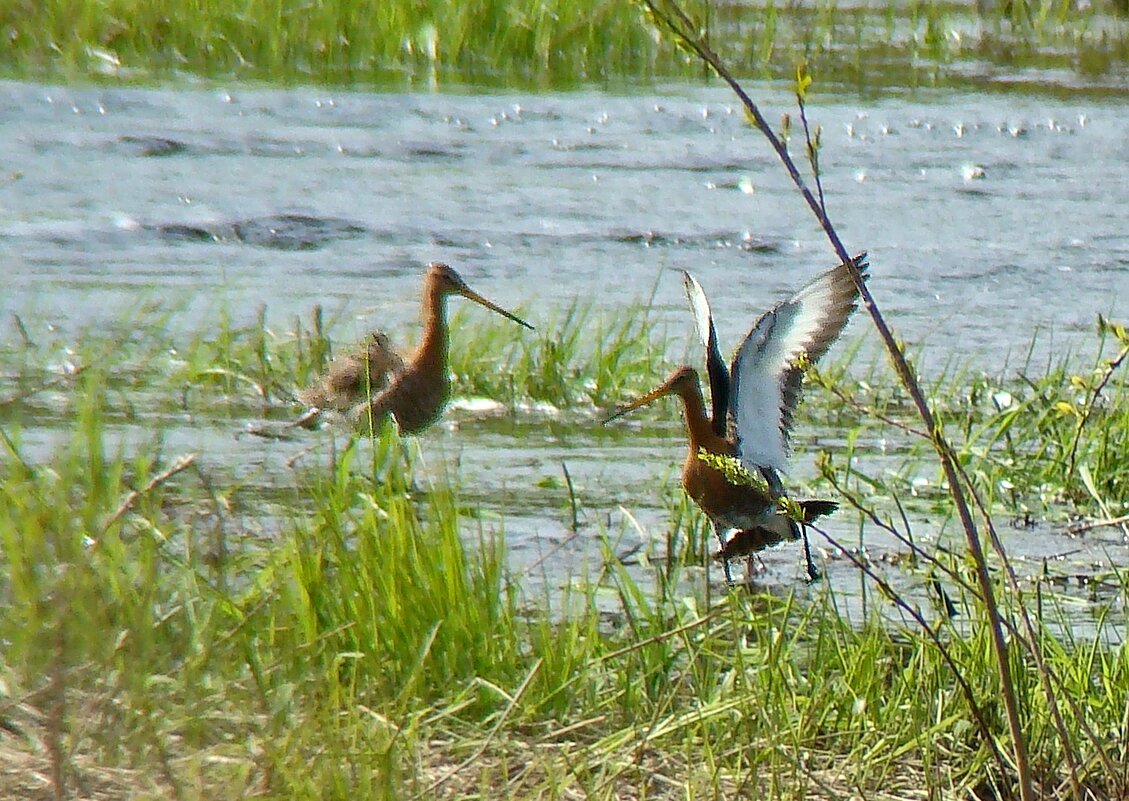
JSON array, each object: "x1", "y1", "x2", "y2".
[
  {"x1": 2, "y1": 304, "x2": 1128, "y2": 798},
  {"x1": 2, "y1": 0, "x2": 1128, "y2": 90}
]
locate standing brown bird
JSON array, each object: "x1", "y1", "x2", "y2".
[
  {"x1": 606, "y1": 254, "x2": 867, "y2": 584},
  {"x1": 297, "y1": 331, "x2": 406, "y2": 412},
  {"x1": 347, "y1": 261, "x2": 533, "y2": 435}
]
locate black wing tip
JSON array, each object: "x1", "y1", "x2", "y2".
[{"x1": 799, "y1": 498, "x2": 839, "y2": 521}]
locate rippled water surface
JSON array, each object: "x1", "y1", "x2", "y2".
[
  {"x1": 2, "y1": 79, "x2": 1127, "y2": 629},
  {"x1": 4, "y1": 80, "x2": 1127, "y2": 353}
]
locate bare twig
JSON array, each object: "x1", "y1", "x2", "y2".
[
  {"x1": 964, "y1": 485, "x2": 1107, "y2": 797},
  {"x1": 817, "y1": 458, "x2": 982, "y2": 603},
  {"x1": 562, "y1": 460, "x2": 580, "y2": 532},
  {"x1": 98, "y1": 453, "x2": 198, "y2": 537},
  {"x1": 638, "y1": 2, "x2": 1034, "y2": 795},
  {"x1": 809, "y1": 366, "x2": 931, "y2": 440},
  {"x1": 1065, "y1": 339, "x2": 1129, "y2": 481},
  {"x1": 810, "y1": 523, "x2": 1011, "y2": 775},
  {"x1": 0, "y1": 364, "x2": 88, "y2": 409},
  {"x1": 12, "y1": 312, "x2": 33, "y2": 348},
  {"x1": 598, "y1": 607, "x2": 725, "y2": 664},
  {"x1": 1066, "y1": 514, "x2": 1129, "y2": 535},
  {"x1": 796, "y1": 83, "x2": 827, "y2": 217},
  {"x1": 523, "y1": 527, "x2": 583, "y2": 577},
  {"x1": 47, "y1": 622, "x2": 66, "y2": 801}
]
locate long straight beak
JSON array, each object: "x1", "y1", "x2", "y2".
[
  {"x1": 602, "y1": 384, "x2": 672, "y2": 425},
  {"x1": 462, "y1": 288, "x2": 534, "y2": 330}
]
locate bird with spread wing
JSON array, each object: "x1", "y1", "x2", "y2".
[{"x1": 606, "y1": 254, "x2": 868, "y2": 585}]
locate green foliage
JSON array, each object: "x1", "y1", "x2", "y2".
[
  {"x1": 447, "y1": 297, "x2": 671, "y2": 408},
  {"x1": 0, "y1": 0, "x2": 1127, "y2": 87},
  {"x1": 802, "y1": 319, "x2": 1129, "y2": 521},
  {"x1": 3, "y1": 306, "x2": 1129, "y2": 797},
  {"x1": 697, "y1": 448, "x2": 763, "y2": 490},
  {"x1": 0, "y1": 0, "x2": 676, "y2": 86}
]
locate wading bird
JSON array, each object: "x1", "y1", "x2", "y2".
[
  {"x1": 345, "y1": 261, "x2": 533, "y2": 435},
  {"x1": 297, "y1": 331, "x2": 405, "y2": 413},
  {"x1": 606, "y1": 254, "x2": 868, "y2": 585}
]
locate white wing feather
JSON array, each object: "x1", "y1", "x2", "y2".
[
  {"x1": 681, "y1": 270, "x2": 714, "y2": 352},
  {"x1": 730, "y1": 259, "x2": 864, "y2": 474},
  {"x1": 730, "y1": 310, "x2": 793, "y2": 473}
]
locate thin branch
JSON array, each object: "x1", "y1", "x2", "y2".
[
  {"x1": 1065, "y1": 340, "x2": 1129, "y2": 481},
  {"x1": 1066, "y1": 514, "x2": 1129, "y2": 535},
  {"x1": 562, "y1": 460, "x2": 580, "y2": 532},
  {"x1": 809, "y1": 366, "x2": 932, "y2": 440},
  {"x1": 818, "y1": 458, "x2": 982, "y2": 602},
  {"x1": 47, "y1": 622, "x2": 67, "y2": 801},
  {"x1": 810, "y1": 523, "x2": 1011, "y2": 775},
  {"x1": 796, "y1": 87, "x2": 827, "y2": 217},
  {"x1": 597, "y1": 607, "x2": 725, "y2": 664},
  {"x1": 964, "y1": 482, "x2": 1106, "y2": 797},
  {"x1": 98, "y1": 453, "x2": 198, "y2": 538},
  {"x1": 638, "y1": 2, "x2": 1034, "y2": 795}
]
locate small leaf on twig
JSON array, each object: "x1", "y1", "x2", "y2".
[
  {"x1": 795, "y1": 63, "x2": 813, "y2": 99},
  {"x1": 1053, "y1": 401, "x2": 1077, "y2": 417}
]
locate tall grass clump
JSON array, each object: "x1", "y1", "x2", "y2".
[
  {"x1": 447, "y1": 298, "x2": 671, "y2": 409},
  {"x1": 0, "y1": 0, "x2": 690, "y2": 86},
  {"x1": 268, "y1": 440, "x2": 526, "y2": 710},
  {"x1": 2, "y1": 0, "x2": 1127, "y2": 88},
  {"x1": 0, "y1": 367, "x2": 255, "y2": 794}
]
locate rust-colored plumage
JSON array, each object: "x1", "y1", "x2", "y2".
[
  {"x1": 607, "y1": 255, "x2": 868, "y2": 584},
  {"x1": 347, "y1": 262, "x2": 532, "y2": 435},
  {"x1": 607, "y1": 367, "x2": 803, "y2": 564}
]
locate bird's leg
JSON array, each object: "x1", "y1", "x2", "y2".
[
  {"x1": 721, "y1": 557, "x2": 736, "y2": 587},
  {"x1": 713, "y1": 525, "x2": 737, "y2": 587},
  {"x1": 801, "y1": 524, "x2": 821, "y2": 583},
  {"x1": 405, "y1": 436, "x2": 428, "y2": 496}
]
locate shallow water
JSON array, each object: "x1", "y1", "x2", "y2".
[
  {"x1": 4, "y1": 80, "x2": 1127, "y2": 358},
  {"x1": 2, "y1": 78, "x2": 1127, "y2": 634}
]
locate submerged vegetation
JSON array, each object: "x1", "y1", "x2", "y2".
[
  {"x1": 1, "y1": 302, "x2": 1127, "y2": 798},
  {"x1": 2, "y1": 0, "x2": 1128, "y2": 90}
]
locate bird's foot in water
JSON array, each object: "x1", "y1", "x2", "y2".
[
  {"x1": 721, "y1": 557, "x2": 737, "y2": 588},
  {"x1": 716, "y1": 555, "x2": 770, "y2": 591},
  {"x1": 801, "y1": 528, "x2": 822, "y2": 584}
]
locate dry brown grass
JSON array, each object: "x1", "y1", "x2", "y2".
[
  {"x1": 411, "y1": 730, "x2": 948, "y2": 801},
  {"x1": 0, "y1": 699, "x2": 154, "y2": 801}
]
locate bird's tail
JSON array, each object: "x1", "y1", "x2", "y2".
[{"x1": 798, "y1": 499, "x2": 838, "y2": 523}]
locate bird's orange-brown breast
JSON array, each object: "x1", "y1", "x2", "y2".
[
  {"x1": 681, "y1": 440, "x2": 776, "y2": 532},
  {"x1": 355, "y1": 309, "x2": 452, "y2": 434},
  {"x1": 374, "y1": 361, "x2": 450, "y2": 434},
  {"x1": 670, "y1": 376, "x2": 783, "y2": 541}
]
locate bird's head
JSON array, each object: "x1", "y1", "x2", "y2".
[
  {"x1": 603, "y1": 366, "x2": 700, "y2": 424},
  {"x1": 426, "y1": 262, "x2": 533, "y2": 330}
]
